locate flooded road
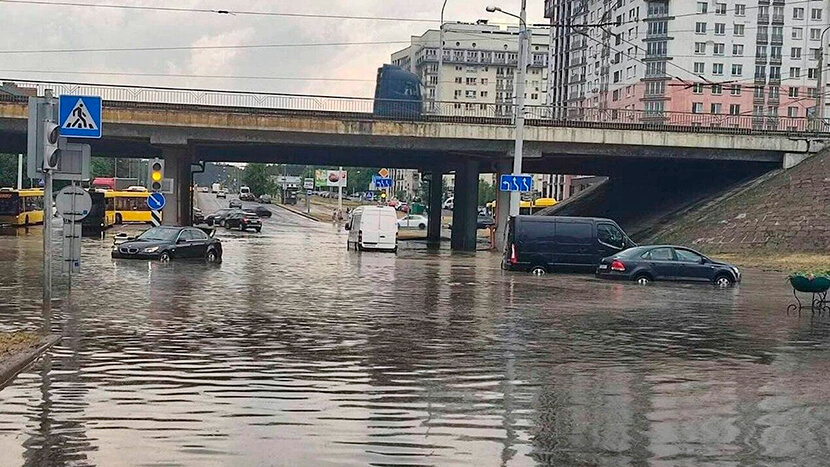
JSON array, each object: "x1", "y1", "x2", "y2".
[{"x1": 1, "y1": 194, "x2": 830, "y2": 465}]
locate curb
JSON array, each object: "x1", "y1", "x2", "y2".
[
  {"x1": 0, "y1": 334, "x2": 62, "y2": 390},
  {"x1": 274, "y1": 203, "x2": 321, "y2": 222}
]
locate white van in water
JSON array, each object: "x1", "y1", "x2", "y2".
[{"x1": 346, "y1": 206, "x2": 398, "y2": 252}]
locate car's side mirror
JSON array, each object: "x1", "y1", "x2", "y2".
[{"x1": 700, "y1": 257, "x2": 708, "y2": 264}]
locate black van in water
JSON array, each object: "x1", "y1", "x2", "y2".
[{"x1": 503, "y1": 216, "x2": 635, "y2": 275}]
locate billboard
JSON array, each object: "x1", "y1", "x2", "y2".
[{"x1": 315, "y1": 170, "x2": 347, "y2": 188}]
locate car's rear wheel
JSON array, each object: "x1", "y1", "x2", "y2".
[
  {"x1": 205, "y1": 248, "x2": 219, "y2": 263},
  {"x1": 159, "y1": 251, "x2": 171, "y2": 262},
  {"x1": 419, "y1": 223, "x2": 426, "y2": 230},
  {"x1": 530, "y1": 266, "x2": 547, "y2": 276},
  {"x1": 634, "y1": 273, "x2": 652, "y2": 285},
  {"x1": 714, "y1": 274, "x2": 734, "y2": 288}
]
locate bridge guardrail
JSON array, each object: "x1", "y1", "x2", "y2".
[{"x1": 2, "y1": 79, "x2": 828, "y2": 136}]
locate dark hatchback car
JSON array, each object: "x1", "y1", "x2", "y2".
[
  {"x1": 205, "y1": 208, "x2": 241, "y2": 227},
  {"x1": 229, "y1": 199, "x2": 243, "y2": 209},
  {"x1": 597, "y1": 245, "x2": 741, "y2": 287},
  {"x1": 225, "y1": 212, "x2": 262, "y2": 232},
  {"x1": 112, "y1": 226, "x2": 222, "y2": 263},
  {"x1": 244, "y1": 206, "x2": 272, "y2": 218}
]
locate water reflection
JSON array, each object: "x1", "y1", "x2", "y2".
[{"x1": 0, "y1": 208, "x2": 829, "y2": 465}]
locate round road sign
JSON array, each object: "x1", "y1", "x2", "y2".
[
  {"x1": 147, "y1": 192, "x2": 166, "y2": 211},
  {"x1": 55, "y1": 185, "x2": 92, "y2": 222}
]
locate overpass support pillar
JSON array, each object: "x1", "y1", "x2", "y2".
[
  {"x1": 161, "y1": 147, "x2": 194, "y2": 227},
  {"x1": 426, "y1": 170, "x2": 444, "y2": 244},
  {"x1": 494, "y1": 160, "x2": 512, "y2": 254},
  {"x1": 450, "y1": 158, "x2": 479, "y2": 252}
]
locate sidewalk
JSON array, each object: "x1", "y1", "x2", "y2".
[{"x1": 0, "y1": 332, "x2": 61, "y2": 388}]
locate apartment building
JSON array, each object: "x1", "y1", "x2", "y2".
[
  {"x1": 389, "y1": 168, "x2": 422, "y2": 201},
  {"x1": 391, "y1": 22, "x2": 552, "y2": 113},
  {"x1": 546, "y1": 0, "x2": 830, "y2": 125}
]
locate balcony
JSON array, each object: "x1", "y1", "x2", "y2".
[
  {"x1": 772, "y1": 14, "x2": 784, "y2": 24},
  {"x1": 757, "y1": 14, "x2": 769, "y2": 23},
  {"x1": 753, "y1": 94, "x2": 766, "y2": 104},
  {"x1": 754, "y1": 74, "x2": 767, "y2": 84},
  {"x1": 755, "y1": 54, "x2": 768, "y2": 64},
  {"x1": 768, "y1": 95, "x2": 780, "y2": 105},
  {"x1": 756, "y1": 34, "x2": 769, "y2": 43},
  {"x1": 770, "y1": 56, "x2": 782, "y2": 65},
  {"x1": 770, "y1": 35, "x2": 783, "y2": 45},
  {"x1": 769, "y1": 76, "x2": 781, "y2": 85}
]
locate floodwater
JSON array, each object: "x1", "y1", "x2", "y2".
[{"x1": 1, "y1": 194, "x2": 830, "y2": 466}]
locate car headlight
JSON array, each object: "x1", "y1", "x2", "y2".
[{"x1": 143, "y1": 246, "x2": 159, "y2": 253}]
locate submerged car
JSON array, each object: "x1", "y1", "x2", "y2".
[
  {"x1": 229, "y1": 199, "x2": 243, "y2": 209},
  {"x1": 596, "y1": 245, "x2": 740, "y2": 287},
  {"x1": 225, "y1": 212, "x2": 262, "y2": 232},
  {"x1": 244, "y1": 206, "x2": 273, "y2": 218},
  {"x1": 111, "y1": 226, "x2": 222, "y2": 263},
  {"x1": 205, "y1": 208, "x2": 241, "y2": 226}
]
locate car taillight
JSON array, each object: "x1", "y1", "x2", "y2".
[
  {"x1": 611, "y1": 260, "x2": 626, "y2": 272},
  {"x1": 510, "y1": 244, "x2": 518, "y2": 265}
]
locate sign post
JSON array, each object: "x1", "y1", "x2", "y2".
[
  {"x1": 56, "y1": 184, "x2": 91, "y2": 281},
  {"x1": 147, "y1": 192, "x2": 166, "y2": 227}
]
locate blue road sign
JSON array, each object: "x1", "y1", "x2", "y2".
[
  {"x1": 373, "y1": 177, "x2": 393, "y2": 188},
  {"x1": 499, "y1": 174, "x2": 533, "y2": 192},
  {"x1": 147, "y1": 192, "x2": 166, "y2": 211},
  {"x1": 365, "y1": 192, "x2": 374, "y2": 201},
  {"x1": 306, "y1": 189, "x2": 313, "y2": 196},
  {"x1": 59, "y1": 95, "x2": 102, "y2": 138}
]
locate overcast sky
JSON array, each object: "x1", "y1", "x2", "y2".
[{"x1": 0, "y1": 0, "x2": 546, "y2": 97}]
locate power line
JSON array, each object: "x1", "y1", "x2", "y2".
[
  {"x1": 0, "y1": 69, "x2": 377, "y2": 82},
  {"x1": 0, "y1": 0, "x2": 438, "y2": 22},
  {"x1": 0, "y1": 40, "x2": 412, "y2": 55}
]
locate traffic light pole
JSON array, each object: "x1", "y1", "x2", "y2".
[{"x1": 42, "y1": 91, "x2": 55, "y2": 310}]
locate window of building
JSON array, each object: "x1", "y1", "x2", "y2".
[
  {"x1": 770, "y1": 66, "x2": 781, "y2": 79},
  {"x1": 466, "y1": 77, "x2": 477, "y2": 85},
  {"x1": 793, "y1": 8, "x2": 805, "y2": 20},
  {"x1": 713, "y1": 43, "x2": 725, "y2": 55},
  {"x1": 697, "y1": 2, "x2": 708, "y2": 14},
  {"x1": 810, "y1": 29, "x2": 821, "y2": 41},
  {"x1": 754, "y1": 86, "x2": 765, "y2": 98},
  {"x1": 767, "y1": 106, "x2": 778, "y2": 117},
  {"x1": 645, "y1": 101, "x2": 664, "y2": 115},
  {"x1": 753, "y1": 105, "x2": 764, "y2": 116},
  {"x1": 465, "y1": 90, "x2": 476, "y2": 98},
  {"x1": 715, "y1": 3, "x2": 726, "y2": 15},
  {"x1": 713, "y1": 63, "x2": 724, "y2": 75},
  {"x1": 695, "y1": 22, "x2": 707, "y2": 34},
  {"x1": 692, "y1": 83, "x2": 704, "y2": 94},
  {"x1": 807, "y1": 88, "x2": 818, "y2": 98},
  {"x1": 793, "y1": 28, "x2": 803, "y2": 40},
  {"x1": 455, "y1": 77, "x2": 462, "y2": 84},
  {"x1": 735, "y1": 4, "x2": 745, "y2": 16},
  {"x1": 734, "y1": 24, "x2": 745, "y2": 36},
  {"x1": 811, "y1": 9, "x2": 822, "y2": 21},
  {"x1": 755, "y1": 65, "x2": 766, "y2": 78},
  {"x1": 612, "y1": 89, "x2": 620, "y2": 101},
  {"x1": 790, "y1": 67, "x2": 801, "y2": 78},
  {"x1": 808, "y1": 68, "x2": 818, "y2": 80},
  {"x1": 694, "y1": 42, "x2": 706, "y2": 54},
  {"x1": 811, "y1": 48, "x2": 821, "y2": 60},
  {"x1": 731, "y1": 64, "x2": 743, "y2": 76},
  {"x1": 692, "y1": 102, "x2": 703, "y2": 113},
  {"x1": 454, "y1": 90, "x2": 462, "y2": 99},
  {"x1": 788, "y1": 107, "x2": 799, "y2": 118},
  {"x1": 646, "y1": 81, "x2": 665, "y2": 95},
  {"x1": 789, "y1": 87, "x2": 799, "y2": 98},
  {"x1": 481, "y1": 78, "x2": 488, "y2": 85},
  {"x1": 714, "y1": 23, "x2": 725, "y2": 35},
  {"x1": 733, "y1": 44, "x2": 744, "y2": 56},
  {"x1": 729, "y1": 104, "x2": 741, "y2": 115},
  {"x1": 771, "y1": 46, "x2": 782, "y2": 59},
  {"x1": 712, "y1": 84, "x2": 723, "y2": 95},
  {"x1": 730, "y1": 85, "x2": 742, "y2": 96},
  {"x1": 791, "y1": 47, "x2": 802, "y2": 59},
  {"x1": 711, "y1": 103, "x2": 722, "y2": 114},
  {"x1": 481, "y1": 91, "x2": 488, "y2": 98},
  {"x1": 694, "y1": 62, "x2": 705, "y2": 74}
]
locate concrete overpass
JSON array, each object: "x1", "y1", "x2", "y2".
[{"x1": 0, "y1": 81, "x2": 827, "y2": 250}]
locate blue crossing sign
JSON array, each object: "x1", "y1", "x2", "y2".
[
  {"x1": 500, "y1": 174, "x2": 533, "y2": 192},
  {"x1": 59, "y1": 95, "x2": 102, "y2": 138},
  {"x1": 147, "y1": 192, "x2": 166, "y2": 211}
]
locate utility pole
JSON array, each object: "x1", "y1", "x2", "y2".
[
  {"x1": 42, "y1": 90, "x2": 56, "y2": 309},
  {"x1": 338, "y1": 166, "x2": 344, "y2": 220},
  {"x1": 437, "y1": 0, "x2": 448, "y2": 114},
  {"x1": 508, "y1": 0, "x2": 529, "y2": 218},
  {"x1": 817, "y1": 26, "x2": 830, "y2": 131}
]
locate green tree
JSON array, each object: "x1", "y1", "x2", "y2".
[
  {"x1": 478, "y1": 180, "x2": 496, "y2": 207},
  {"x1": 90, "y1": 157, "x2": 114, "y2": 178},
  {"x1": 243, "y1": 163, "x2": 275, "y2": 196},
  {"x1": 0, "y1": 154, "x2": 21, "y2": 188}
]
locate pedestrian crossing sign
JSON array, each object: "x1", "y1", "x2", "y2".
[{"x1": 59, "y1": 95, "x2": 102, "y2": 138}]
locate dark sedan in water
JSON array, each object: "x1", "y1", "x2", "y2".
[
  {"x1": 597, "y1": 245, "x2": 740, "y2": 287},
  {"x1": 112, "y1": 226, "x2": 222, "y2": 263}
]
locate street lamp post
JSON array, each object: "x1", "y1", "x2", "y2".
[
  {"x1": 817, "y1": 26, "x2": 830, "y2": 131},
  {"x1": 437, "y1": 0, "x2": 449, "y2": 114},
  {"x1": 487, "y1": 1, "x2": 529, "y2": 218}
]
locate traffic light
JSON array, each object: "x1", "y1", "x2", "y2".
[
  {"x1": 42, "y1": 121, "x2": 60, "y2": 171},
  {"x1": 380, "y1": 191, "x2": 387, "y2": 200},
  {"x1": 148, "y1": 159, "x2": 164, "y2": 191}
]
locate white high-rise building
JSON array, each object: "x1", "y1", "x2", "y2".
[{"x1": 546, "y1": 0, "x2": 830, "y2": 127}]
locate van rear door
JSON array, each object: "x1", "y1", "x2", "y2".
[
  {"x1": 553, "y1": 219, "x2": 595, "y2": 267},
  {"x1": 360, "y1": 210, "x2": 381, "y2": 246}
]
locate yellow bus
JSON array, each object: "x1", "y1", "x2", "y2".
[
  {"x1": 485, "y1": 197, "x2": 558, "y2": 215},
  {"x1": 104, "y1": 190, "x2": 155, "y2": 224},
  {"x1": 0, "y1": 188, "x2": 45, "y2": 226}
]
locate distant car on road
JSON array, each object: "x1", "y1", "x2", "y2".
[
  {"x1": 111, "y1": 226, "x2": 222, "y2": 263},
  {"x1": 205, "y1": 208, "x2": 241, "y2": 227},
  {"x1": 193, "y1": 208, "x2": 205, "y2": 224},
  {"x1": 258, "y1": 194, "x2": 272, "y2": 204},
  {"x1": 225, "y1": 212, "x2": 262, "y2": 232},
  {"x1": 442, "y1": 197, "x2": 454, "y2": 210},
  {"x1": 397, "y1": 214, "x2": 428, "y2": 230},
  {"x1": 216, "y1": 189, "x2": 227, "y2": 199},
  {"x1": 477, "y1": 213, "x2": 495, "y2": 229},
  {"x1": 244, "y1": 206, "x2": 273, "y2": 218},
  {"x1": 229, "y1": 199, "x2": 243, "y2": 209},
  {"x1": 597, "y1": 245, "x2": 741, "y2": 287}
]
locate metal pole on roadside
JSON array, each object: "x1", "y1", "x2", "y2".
[
  {"x1": 437, "y1": 0, "x2": 448, "y2": 114},
  {"x1": 338, "y1": 166, "x2": 343, "y2": 220},
  {"x1": 817, "y1": 26, "x2": 830, "y2": 131},
  {"x1": 17, "y1": 153, "x2": 23, "y2": 189}
]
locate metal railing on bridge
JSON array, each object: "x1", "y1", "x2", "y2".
[{"x1": 2, "y1": 79, "x2": 828, "y2": 136}]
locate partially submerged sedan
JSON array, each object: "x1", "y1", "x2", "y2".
[
  {"x1": 597, "y1": 245, "x2": 740, "y2": 287},
  {"x1": 112, "y1": 226, "x2": 222, "y2": 263}
]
